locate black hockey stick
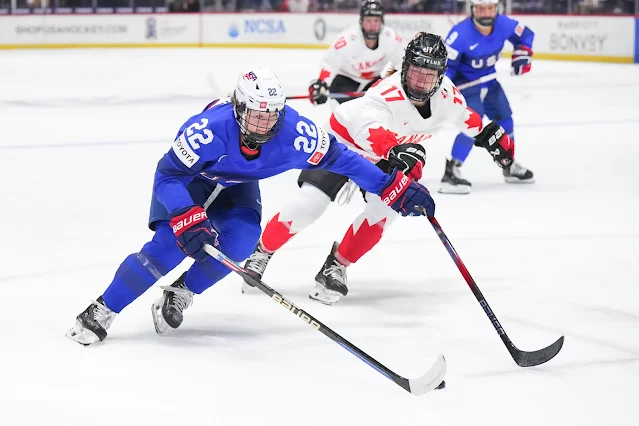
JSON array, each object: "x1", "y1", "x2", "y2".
[
  {"x1": 285, "y1": 91, "x2": 365, "y2": 101},
  {"x1": 426, "y1": 215, "x2": 564, "y2": 367},
  {"x1": 203, "y1": 244, "x2": 446, "y2": 396}
]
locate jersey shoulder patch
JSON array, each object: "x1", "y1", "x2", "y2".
[
  {"x1": 172, "y1": 132, "x2": 201, "y2": 168},
  {"x1": 307, "y1": 125, "x2": 331, "y2": 165}
]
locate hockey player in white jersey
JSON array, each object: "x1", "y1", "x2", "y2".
[
  {"x1": 243, "y1": 32, "x2": 517, "y2": 305},
  {"x1": 308, "y1": 0, "x2": 404, "y2": 107}
]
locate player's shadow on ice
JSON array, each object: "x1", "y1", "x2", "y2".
[{"x1": 108, "y1": 326, "x2": 264, "y2": 349}]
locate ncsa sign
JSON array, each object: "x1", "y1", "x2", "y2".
[
  {"x1": 228, "y1": 19, "x2": 286, "y2": 38},
  {"x1": 244, "y1": 19, "x2": 286, "y2": 34}
]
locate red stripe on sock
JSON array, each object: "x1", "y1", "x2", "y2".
[
  {"x1": 260, "y1": 213, "x2": 296, "y2": 253},
  {"x1": 337, "y1": 218, "x2": 386, "y2": 264}
]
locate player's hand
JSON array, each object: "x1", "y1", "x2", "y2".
[
  {"x1": 473, "y1": 121, "x2": 514, "y2": 168},
  {"x1": 511, "y1": 46, "x2": 533, "y2": 76},
  {"x1": 169, "y1": 206, "x2": 219, "y2": 261},
  {"x1": 378, "y1": 169, "x2": 435, "y2": 217},
  {"x1": 308, "y1": 79, "x2": 329, "y2": 105},
  {"x1": 388, "y1": 143, "x2": 426, "y2": 180}
]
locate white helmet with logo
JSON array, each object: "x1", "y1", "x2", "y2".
[{"x1": 233, "y1": 68, "x2": 287, "y2": 149}]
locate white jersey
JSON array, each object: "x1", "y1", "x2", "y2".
[
  {"x1": 318, "y1": 24, "x2": 404, "y2": 87},
  {"x1": 327, "y1": 72, "x2": 483, "y2": 162}
]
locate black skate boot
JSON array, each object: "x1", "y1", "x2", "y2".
[
  {"x1": 503, "y1": 162, "x2": 535, "y2": 183},
  {"x1": 439, "y1": 158, "x2": 472, "y2": 194},
  {"x1": 242, "y1": 242, "x2": 273, "y2": 293},
  {"x1": 66, "y1": 296, "x2": 116, "y2": 345},
  {"x1": 309, "y1": 242, "x2": 348, "y2": 305},
  {"x1": 151, "y1": 272, "x2": 194, "y2": 334}
]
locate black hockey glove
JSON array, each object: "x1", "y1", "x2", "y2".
[
  {"x1": 473, "y1": 121, "x2": 514, "y2": 169},
  {"x1": 388, "y1": 143, "x2": 426, "y2": 180},
  {"x1": 308, "y1": 79, "x2": 329, "y2": 105}
]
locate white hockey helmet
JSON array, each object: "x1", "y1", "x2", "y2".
[
  {"x1": 232, "y1": 68, "x2": 286, "y2": 148},
  {"x1": 470, "y1": 0, "x2": 500, "y2": 27}
]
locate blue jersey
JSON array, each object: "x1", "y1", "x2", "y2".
[
  {"x1": 151, "y1": 98, "x2": 389, "y2": 222},
  {"x1": 445, "y1": 15, "x2": 534, "y2": 87}
]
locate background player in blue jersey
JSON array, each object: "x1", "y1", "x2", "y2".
[
  {"x1": 66, "y1": 68, "x2": 436, "y2": 345},
  {"x1": 440, "y1": 0, "x2": 535, "y2": 194}
]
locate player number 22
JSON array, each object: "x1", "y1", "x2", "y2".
[
  {"x1": 186, "y1": 118, "x2": 214, "y2": 149},
  {"x1": 294, "y1": 121, "x2": 317, "y2": 153}
]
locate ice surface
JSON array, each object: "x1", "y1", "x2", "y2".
[{"x1": 1, "y1": 48, "x2": 638, "y2": 426}]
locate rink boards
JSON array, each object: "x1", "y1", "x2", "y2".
[{"x1": 0, "y1": 12, "x2": 637, "y2": 63}]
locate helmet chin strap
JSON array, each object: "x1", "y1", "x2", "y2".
[
  {"x1": 362, "y1": 30, "x2": 380, "y2": 40},
  {"x1": 473, "y1": 17, "x2": 495, "y2": 28},
  {"x1": 239, "y1": 135, "x2": 261, "y2": 158}
]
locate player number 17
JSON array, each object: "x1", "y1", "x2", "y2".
[{"x1": 380, "y1": 85, "x2": 405, "y2": 102}]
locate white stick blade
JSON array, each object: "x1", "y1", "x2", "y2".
[{"x1": 408, "y1": 354, "x2": 447, "y2": 396}]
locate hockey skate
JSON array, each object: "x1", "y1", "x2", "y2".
[
  {"x1": 503, "y1": 162, "x2": 535, "y2": 183},
  {"x1": 242, "y1": 242, "x2": 273, "y2": 293},
  {"x1": 66, "y1": 297, "x2": 116, "y2": 345},
  {"x1": 151, "y1": 272, "x2": 194, "y2": 334},
  {"x1": 309, "y1": 242, "x2": 348, "y2": 306},
  {"x1": 438, "y1": 158, "x2": 471, "y2": 194}
]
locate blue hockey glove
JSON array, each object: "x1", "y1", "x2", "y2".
[
  {"x1": 378, "y1": 169, "x2": 435, "y2": 217},
  {"x1": 169, "y1": 206, "x2": 219, "y2": 261}
]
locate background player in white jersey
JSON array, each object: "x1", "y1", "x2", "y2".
[
  {"x1": 440, "y1": 0, "x2": 535, "y2": 194},
  {"x1": 243, "y1": 33, "x2": 515, "y2": 305},
  {"x1": 307, "y1": 0, "x2": 404, "y2": 107}
]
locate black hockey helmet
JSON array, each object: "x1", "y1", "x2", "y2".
[
  {"x1": 359, "y1": 0, "x2": 384, "y2": 40},
  {"x1": 401, "y1": 32, "x2": 448, "y2": 103}
]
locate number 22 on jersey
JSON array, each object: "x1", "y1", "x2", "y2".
[
  {"x1": 294, "y1": 120, "x2": 330, "y2": 165},
  {"x1": 172, "y1": 117, "x2": 214, "y2": 168}
]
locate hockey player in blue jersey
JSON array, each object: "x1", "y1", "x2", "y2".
[
  {"x1": 66, "y1": 68, "x2": 436, "y2": 345},
  {"x1": 440, "y1": 0, "x2": 535, "y2": 194}
]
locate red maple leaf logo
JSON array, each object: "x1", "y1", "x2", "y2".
[
  {"x1": 464, "y1": 108, "x2": 483, "y2": 135},
  {"x1": 318, "y1": 68, "x2": 331, "y2": 81},
  {"x1": 367, "y1": 126, "x2": 398, "y2": 157}
]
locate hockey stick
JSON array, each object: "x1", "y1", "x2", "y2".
[
  {"x1": 424, "y1": 214, "x2": 564, "y2": 367},
  {"x1": 286, "y1": 91, "x2": 365, "y2": 101},
  {"x1": 203, "y1": 243, "x2": 447, "y2": 395},
  {"x1": 205, "y1": 72, "x2": 227, "y2": 98},
  {"x1": 293, "y1": 75, "x2": 495, "y2": 100},
  {"x1": 456, "y1": 73, "x2": 498, "y2": 91},
  {"x1": 205, "y1": 72, "x2": 364, "y2": 102}
]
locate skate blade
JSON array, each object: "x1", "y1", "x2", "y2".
[
  {"x1": 151, "y1": 300, "x2": 169, "y2": 335},
  {"x1": 504, "y1": 176, "x2": 535, "y2": 184},
  {"x1": 309, "y1": 284, "x2": 341, "y2": 306},
  {"x1": 65, "y1": 321, "x2": 100, "y2": 346},
  {"x1": 438, "y1": 183, "x2": 471, "y2": 194}
]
